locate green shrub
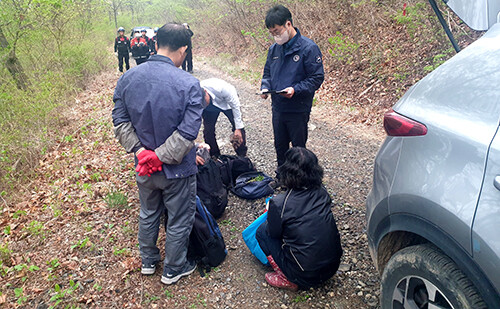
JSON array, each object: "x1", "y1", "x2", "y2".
[
  {"x1": 0, "y1": 15, "x2": 113, "y2": 194},
  {"x1": 24, "y1": 220, "x2": 45, "y2": 237},
  {"x1": 394, "y1": 2, "x2": 429, "y2": 38},
  {"x1": 327, "y1": 31, "x2": 359, "y2": 64},
  {"x1": 61, "y1": 40, "x2": 109, "y2": 85},
  {"x1": 424, "y1": 49, "x2": 454, "y2": 72}
]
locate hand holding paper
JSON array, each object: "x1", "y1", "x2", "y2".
[
  {"x1": 260, "y1": 89, "x2": 269, "y2": 99},
  {"x1": 279, "y1": 87, "x2": 295, "y2": 99}
]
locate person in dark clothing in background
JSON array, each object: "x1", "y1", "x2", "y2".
[
  {"x1": 112, "y1": 23, "x2": 203, "y2": 285},
  {"x1": 181, "y1": 23, "x2": 193, "y2": 73},
  {"x1": 114, "y1": 27, "x2": 130, "y2": 73},
  {"x1": 256, "y1": 147, "x2": 342, "y2": 290},
  {"x1": 150, "y1": 27, "x2": 159, "y2": 55},
  {"x1": 130, "y1": 29, "x2": 150, "y2": 65},
  {"x1": 200, "y1": 78, "x2": 247, "y2": 158},
  {"x1": 260, "y1": 5, "x2": 324, "y2": 169}
]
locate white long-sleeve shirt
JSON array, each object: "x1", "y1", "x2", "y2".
[{"x1": 200, "y1": 78, "x2": 244, "y2": 129}]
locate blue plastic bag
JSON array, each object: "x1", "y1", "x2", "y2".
[{"x1": 242, "y1": 212, "x2": 269, "y2": 265}]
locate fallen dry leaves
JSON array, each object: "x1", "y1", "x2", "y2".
[{"x1": 0, "y1": 70, "x2": 148, "y2": 308}]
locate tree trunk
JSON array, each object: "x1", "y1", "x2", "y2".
[
  {"x1": 112, "y1": 0, "x2": 119, "y2": 29},
  {"x1": 113, "y1": 8, "x2": 118, "y2": 29},
  {"x1": 0, "y1": 26, "x2": 29, "y2": 90}
]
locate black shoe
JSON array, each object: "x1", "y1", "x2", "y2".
[
  {"x1": 161, "y1": 260, "x2": 196, "y2": 285},
  {"x1": 141, "y1": 259, "x2": 160, "y2": 275}
]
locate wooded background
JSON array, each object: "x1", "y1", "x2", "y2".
[{"x1": 0, "y1": 0, "x2": 480, "y2": 197}]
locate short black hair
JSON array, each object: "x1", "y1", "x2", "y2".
[
  {"x1": 278, "y1": 147, "x2": 323, "y2": 190},
  {"x1": 265, "y1": 5, "x2": 293, "y2": 28},
  {"x1": 157, "y1": 23, "x2": 192, "y2": 51}
]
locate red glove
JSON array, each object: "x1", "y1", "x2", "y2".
[
  {"x1": 136, "y1": 150, "x2": 163, "y2": 176},
  {"x1": 136, "y1": 162, "x2": 150, "y2": 177}
]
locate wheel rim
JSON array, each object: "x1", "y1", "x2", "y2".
[{"x1": 391, "y1": 275, "x2": 455, "y2": 309}]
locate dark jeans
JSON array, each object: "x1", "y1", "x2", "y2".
[
  {"x1": 136, "y1": 173, "x2": 197, "y2": 272},
  {"x1": 182, "y1": 50, "x2": 193, "y2": 72},
  {"x1": 135, "y1": 57, "x2": 148, "y2": 65},
  {"x1": 118, "y1": 53, "x2": 130, "y2": 72},
  {"x1": 202, "y1": 104, "x2": 247, "y2": 157},
  {"x1": 256, "y1": 221, "x2": 337, "y2": 289},
  {"x1": 272, "y1": 111, "x2": 310, "y2": 167}
]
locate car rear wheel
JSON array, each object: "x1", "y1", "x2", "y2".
[{"x1": 381, "y1": 244, "x2": 486, "y2": 309}]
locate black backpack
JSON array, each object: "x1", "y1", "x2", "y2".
[
  {"x1": 216, "y1": 155, "x2": 255, "y2": 187},
  {"x1": 231, "y1": 171, "x2": 275, "y2": 200},
  {"x1": 188, "y1": 197, "x2": 227, "y2": 275},
  {"x1": 197, "y1": 159, "x2": 228, "y2": 219}
]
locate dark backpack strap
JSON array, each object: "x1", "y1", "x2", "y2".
[
  {"x1": 227, "y1": 159, "x2": 235, "y2": 187},
  {"x1": 199, "y1": 201, "x2": 218, "y2": 236}
]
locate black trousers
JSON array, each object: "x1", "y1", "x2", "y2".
[
  {"x1": 256, "y1": 221, "x2": 337, "y2": 289},
  {"x1": 135, "y1": 57, "x2": 148, "y2": 65},
  {"x1": 272, "y1": 111, "x2": 310, "y2": 167},
  {"x1": 202, "y1": 104, "x2": 247, "y2": 157},
  {"x1": 118, "y1": 53, "x2": 130, "y2": 72},
  {"x1": 182, "y1": 50, "x2": 193, "y2": 72}
]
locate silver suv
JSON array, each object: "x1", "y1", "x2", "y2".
[{"x1": 366, "y1": 2, "x2": 500, "y2": 308}]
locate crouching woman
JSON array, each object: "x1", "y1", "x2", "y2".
[{"x1": 256, "y1": 147, "x2": 343, "y2": 291}]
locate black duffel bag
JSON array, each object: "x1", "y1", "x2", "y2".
[{"x1": 216, "y1": 155, "x2": 255, "y2": 187}]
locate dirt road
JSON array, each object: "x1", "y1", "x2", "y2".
[{"x1": 2, "y1": 61, "x2": 385, "y2": 308}]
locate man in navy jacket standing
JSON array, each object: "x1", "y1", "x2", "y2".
[
  {"x1": 112, "y1": 23, "x2": 204, "y2": 285},
  {"x1": 260, "y1": 5, "x2": 324, "y2": 168}
]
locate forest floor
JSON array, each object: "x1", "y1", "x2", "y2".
[{"x1": 1, "y1": 59, "x2": 385, "y2": 308}]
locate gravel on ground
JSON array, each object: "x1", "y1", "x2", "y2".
[{"x1": 2, "y1": 60, "x2": 385, "y2": 309}]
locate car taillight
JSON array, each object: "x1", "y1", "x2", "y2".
[{"x1": 383, "y1": 110, "x2": 427, "y2": 136}]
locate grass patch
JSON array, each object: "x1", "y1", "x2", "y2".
[
  {"x1": 105, "y1": 191, "x2": 128, "y2": 208},
  {"x1": 0, "y1": 243, "x2": 12, "y2": 266}
]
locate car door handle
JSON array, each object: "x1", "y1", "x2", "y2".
[{"x1": 494, "y1": 176, "x2": 500, "y2": 191}]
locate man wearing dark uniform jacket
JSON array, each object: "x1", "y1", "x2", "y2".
[
  {"x1": 130, "y1": 29, "x2": 150, "y2": 65},
  {"x1": 260, "y1": 5, "x2": 324, "y2": 169},
  {"x1": 181, "y1": 23, "x2": 194, "y2": 73},
  {"x1": 150, "y1": 27, "x2": 158, "y2": 55},
  {"x1": 114, "y1": 27, "x2": 130, "y2": 72}
]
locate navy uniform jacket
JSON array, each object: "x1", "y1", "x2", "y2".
[
  {"x1": 149, "y1": 35, "x2": 157, "y2": 54},
  {"x1": 114, "y1": 36, "x2": 130, "y2": 54},
  {"x1": 112, "y1": 55, "x2": 204, "y2": 179},
  {"x1": 261, "y1": 28, "x2": 324, "y2": 113}
]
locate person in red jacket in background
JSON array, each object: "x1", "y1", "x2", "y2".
[
  {"x1": 130, "y1": 29, "x2": 150, "y2": 65},
  {"x1": 114, "y1": 27, "x2": 130, "y2": 73}
]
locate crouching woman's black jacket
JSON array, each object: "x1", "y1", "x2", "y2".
[{"x1": 267, "y1": 186, "x2": 343, "y2": 274}]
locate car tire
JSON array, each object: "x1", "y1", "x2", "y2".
[{"x1": 380, "y1": 244, "x2": 486, "y2": 309}]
